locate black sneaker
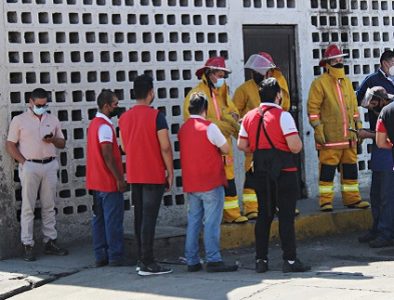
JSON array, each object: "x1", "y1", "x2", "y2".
[
  {"x1": 369, "y1": 238, "x2": 394, "y2": 248},
  {"x1": 255, "y1": 259, "x2": 268, "y2": 273},
  {"x1": 23, "y1": 245, "x2": 36, "y2": 262},
  {"x1": 358, "y1": 232, "x2": 376, "y2": 243},
  {"x1": 138, "y1": 262, "x2": 173, "y2": 276},
  {"x1": 187, "y1": 263, "x2": 202, "y2": 272},
  {"x1": 206, "y1": 261, "x2": 238, "y2": 273},
  {"x1": 136, "y1": 260, "x2": 142, "y2": 272},
  {"x1": 44, "y1": 240, "x2": 69, "y2": 256},
  {"x1": 95, "y1": 259, "x2": 108, "y2": 267},
  {"x1": 283, "y1": 259, "x2": 311, "y2": 273}
]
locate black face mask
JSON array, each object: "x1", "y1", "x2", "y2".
[
  {"x1": 331, "y1": 63, "x2": 344, "y2": 69},
  {"x1": 109, "y1": 107, "x2": 121, "y2": 118},
  {"x1": 253, "y1": 72, "x2": 265, "y2": 85}
]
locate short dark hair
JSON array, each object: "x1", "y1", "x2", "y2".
[
  {"x1": 97, "y1": 89, "x2": 116, "y2": 109},
  {"x1": 259, "y1": 78, "x2": 281, "y2": 103},
  {"x1": 188, "y1": 92, "x2": 208, "y2": 115},
  {"x1": 30, "y1": 88, "x2": 48, "y2": 100},
  {"x1": 134, "y1": 74, "x2": 153, "y2": 99},
  {"x1": 380, "y1": 50, "x2": 394, "y2": 64}
]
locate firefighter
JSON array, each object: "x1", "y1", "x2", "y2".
[
  {"x1": 233, "y1": 52, "x2": 297, "y2": 219},
  {"x1": 307, "y1": 44, "x2": 370, "y2": 212},
  {"x1": 183, "y1": 57, "x2": 248, "y2": 223}
]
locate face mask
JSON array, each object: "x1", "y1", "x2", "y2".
[
  {"x1": 109, "y1": 107, "x2": 121, "y2": 118},
  {"x1": 253, "y1": 72, "x2": 265, "y2": 85},
  {"x1": 326, "y1": 64, "x2": 345, "y2": 79},
  {"x1": 214, "y1": 78, "x2": 225, "y2": 89},
  {"x1": 332, "y1": 63, "x2": 344, "y2": 69},
  {"x1": 32, "y1": 105, "x2": 47, "y2": 115},
  {"x1": 388, "y1": 65, "x2": 394, "y2": 76}
]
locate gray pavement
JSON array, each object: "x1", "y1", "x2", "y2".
[{"x1": 2, "y1": 232, "x2": 394, "y2": 300}]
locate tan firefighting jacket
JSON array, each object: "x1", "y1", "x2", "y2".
[
  {"x1": 232, "y1": 70, "x2": 291, "y2": 118},
  {"x1": 307, "y1": 72, "x2": 361, "y2": 149},
  {"x1": 183, "y1": 74, "x2": 239, "y2": 139}
]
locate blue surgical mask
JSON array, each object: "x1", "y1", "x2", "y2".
[
  {"x1": 214, "y1": 78, "x2": 225, "y2": 89},
  {"x1": 32, "y1": 105, "x2": 47, "y2": 115}
]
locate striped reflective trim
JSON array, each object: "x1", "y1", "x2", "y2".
[
  {"x1": 224, "y1": 201, "x2": 239, "y2": 209},
  {"x1": 335, "y1": 81, "x2": 349, "y2": 138},
  {"x1": 309, "y1": 114, "x2": 320, "y2": 120},
  {"x1": 243, "y1": 194, "x2": 257, "y2": 202},
  {"x1": 322, "y1": 141, "x2": 350, "y2": 146},
  {"x1": 319, "y1": 185, "x2": 334, "y2": 194},
  {"x1": 342, "y1": 184, "x2": 359, "y2": 192}
]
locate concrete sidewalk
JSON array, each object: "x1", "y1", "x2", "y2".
[
  {"x1": 0, "y1": 194, "x2": 373, "y2": 299},
  {"x1": 3, "y1": 232, "x2": 394, "y2": 300}
]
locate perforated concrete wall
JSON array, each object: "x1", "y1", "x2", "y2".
[{"x1": 0, "y1": 0, "x2": 391, "y2": 255}]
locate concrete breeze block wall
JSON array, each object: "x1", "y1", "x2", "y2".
[{"x1": 0, "y1": 0, "x2": 392, "y2": 258}]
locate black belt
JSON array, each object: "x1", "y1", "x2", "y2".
[{"x1": 27, "y1": 157, "x2": 56, "y2": 164}]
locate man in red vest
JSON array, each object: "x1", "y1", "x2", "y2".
[
  {"x1": 238, "y1": 78, "x2": 310, "y2": 273},
  {"x1": 86, "y1": 90, "x2": 126, "y2": 267},
  {"x1": 179, "y1": 92, "x2": 238, "y2": 273},
  {"x1": 119, "y1": 74, "x2": 174, "y2": 276}
]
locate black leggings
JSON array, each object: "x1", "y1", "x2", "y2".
[{"x1": 254, "y1": 171, "x2": 299, "y2": 261}]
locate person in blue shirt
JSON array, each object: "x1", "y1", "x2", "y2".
[{"x1": 356, "y1": 50, "x2": 394, "y2": 248}]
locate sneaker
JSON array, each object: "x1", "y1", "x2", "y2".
[
  {"x1": 44, "y1": 240, "x2": 69, "y2": 256},
  {"x1": 358, "y1": 232, "x2": 376, "y2": 243},
  {"x1": 369, "y1": 238, "x2": 394, "y2": 248},
  {"x1": 282, "y1": 259, "x2": 311, "y2": 273},
  {"x1": 23, "y1": 244, "x2": 36, "y2": 262},
  {"x1": 138, "y1": 262, "x2": 173, "y2": 276},
  {"x1": 95, "y1": 259, "x2": 108, "y2": 267},
  {"x1": 136, "y1": 260, "x2": 142, "y2": 272},
  {"x1": 255, "y1": 259, "x2": 268, "y2": 273},
  {"x1": 206, "y1": 261, "x2": 238, "y2": 273},
  {"x1": 187, "y1": 263, "x2": 202, "y2": 272}
]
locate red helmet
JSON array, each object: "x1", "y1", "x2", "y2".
[
  {"x1": 195, "y1": 57, "x2": 231, "y2": 79},
  {"x1": 319, "y1": 44, "x2": 348, "y2": 67},
  {"x1": 259, "y1": 52, "x2": 275, "y2": 64}
]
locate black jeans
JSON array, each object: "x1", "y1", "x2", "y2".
[
  {"x1": 254, "y1": 171, "x2": 299, "y2": 261},
  {"x1": 132, "y1": 183, "x2": 165, "y2": 264}
]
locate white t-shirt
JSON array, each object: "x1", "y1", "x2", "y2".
[
  {"x1": 96, "y1": 112, "x2": 114, "y2": 143},
  {"x1": 189, "y1": 115, "x2": 227, "y2": 148}
]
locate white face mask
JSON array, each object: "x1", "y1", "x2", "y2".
[
  {"x1": 32, "y1": 105, "x2": 47, "y2": 115},
  {"x1": 214, "y1": 78, "x2": 225, "y2": 88},
  {"x1": 389, "y1": 65, "x2": 394, "y2": 76}
]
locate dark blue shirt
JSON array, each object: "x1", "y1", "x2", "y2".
[{"x1": 356, "y1": 70, "x2": 394, "y2": 171}]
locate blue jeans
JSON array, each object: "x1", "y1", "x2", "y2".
[
  {"x1": 370, "y1": 171, "x2": 394, "y2": 241},
  {"x1": 92, "y1": 191, "x2": 125, "y2": 263},
  {"x1": 185, "y1": 186, "x2": 224, "y2": 265}
]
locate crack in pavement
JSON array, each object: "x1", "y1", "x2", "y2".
[{"x1": 239, "y1": 281, "x2": 292, "y2": 300}]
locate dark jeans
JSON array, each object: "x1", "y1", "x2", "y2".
[
  {"x1": 92, "y1": 191, "x2": 125, "y2": 263},
  {"x1": 370, "y1": 171, "x2": 394, "y2": 241},
  {"x1": 255, "y1": 171, "x2": 299, "y2": 261},
  {"x1": 132, "y1": 183, "x2": 165, "y2": 264}
]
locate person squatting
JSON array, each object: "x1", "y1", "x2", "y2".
[{"x1": 8, "y1": 44, "x2": 393, "y2": 275}]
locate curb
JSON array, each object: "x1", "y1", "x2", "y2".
[{"x1": 220, "y1": 208, "x2": 372, "y2": 249}]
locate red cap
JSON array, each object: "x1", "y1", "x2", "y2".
[
  {"x1": 195, "y1": 57, "x2": 231, "y2": 79},
  {"x1": 319, "y1": 44, "x2": 348, "y2": 67}
]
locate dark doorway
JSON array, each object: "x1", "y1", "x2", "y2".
[
  {"x1": 242, "y1": 25, "x2": 305, "y2": 196},
  {"x1": 242, "y1": 25, "x2": 298, "y2": 119}
]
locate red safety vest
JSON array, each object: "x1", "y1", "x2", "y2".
[
  {"x1": 178, "y1": 118, "x2": 227, "y2": 192},
  {"x1": 86, "y1": 117, "x2": 123, "y2": 192},
  {"x1": 119, "y1": 105, "x2": 166, "y2": 184}
]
